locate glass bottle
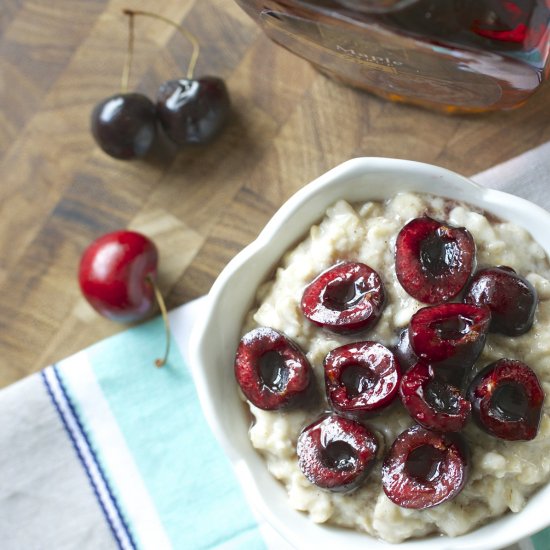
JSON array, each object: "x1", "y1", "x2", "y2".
[{"x1": 234, "y1": 0, "x2": 550, "y2": 113}]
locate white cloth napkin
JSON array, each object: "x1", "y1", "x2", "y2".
[{"x1": 472, "y1": 141, "x2": 550, "y2": 203}]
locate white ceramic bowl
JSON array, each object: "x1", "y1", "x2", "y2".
[{"x1": 189, "y1": 158, "x2": 550, "y2": 550}]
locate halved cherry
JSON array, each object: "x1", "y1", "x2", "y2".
[
  {"x1": 409, "y1": 303, "x2": 491, "y2": 368},
  {"x1": 468, "y1": 359, "x2": 544, "y2": 441},
  {"x1": 382, "y1": 425, "x2": 469, "y2": 509},
  {"x1": 324, "y1": 341, "x2": 401, "y2": 416},
  {"x1": 234, "y1": 327, "x2": 312, "y2": 410},
  {"x1": 395, "y1": 217, "x2": 475, "y2": 304},
  {"x1": 400, "y1": 362, "x2": 471, "y2": 432},
  {"x1": 464, "y1": 266, "x2": 537, "y2": 336},
  {"x1": 301, "y1": 262, "x2": 385, "y2": 334},
  {"x1": 297, "y1": 413, "x2": 379, "y2": 493}
]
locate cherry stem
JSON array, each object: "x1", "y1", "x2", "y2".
[
  {"x1": 122, "y1": 9, "x2": 200, "y2": 79},
  {"x1": 121, "y1": 10, "x2": 135, "y2": 93},
  {"x1": 148, "y1": 276, "x2": 171, "y2": 368}
]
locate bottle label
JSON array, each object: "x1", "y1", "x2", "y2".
[
  {"x1": 333, "y1": 44, "x2": 403, "y2": 73},
  {"x1": 260, "y1": 9, "x2": 503, "y2": 108}
]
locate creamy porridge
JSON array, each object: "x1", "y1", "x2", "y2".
[{"x1": 239, "y1": 192, "x2": 550, "y2": 543}]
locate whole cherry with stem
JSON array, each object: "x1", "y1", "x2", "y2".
[
  {"x1": 79, "y1": 230, "x2": 171, "y2": 368},
  {"x1": 90, "y1": 11, "x2": 157, "y2": 160},
  {"x1": 122, "y1": 9, "x2": 231, "y2": 146}
]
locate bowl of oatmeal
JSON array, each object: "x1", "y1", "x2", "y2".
[{"x1": 189, "y1": 158, "x2": 550, "y2": 549}]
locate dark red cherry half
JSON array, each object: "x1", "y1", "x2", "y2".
[
  {"x1": 468, "y1": 359, "x2": 544, "y2": 441},
  {"x1": 297, "y1": 414, "x2": 378, "y2": 493},
  {"x1": 395, "y1": 217, "x2": 475, "y2": 304},
  {"x1": 409, "y1": 303, "x2": 491, "y2": 367},
  {"x1": 324, "y1": 341, "x2": 401, "y2": 416},
  {"x1": 234, "y1": 327, "x2": 312, "y2": 410},
  {"x1": 301, "y1": 262, "x2": 385, "y2": 334},
  {"x1": 464, "y1": 266, "x2": 537, "y2": 336},
  {"x1": 382, "y1": 425, "x2": 469, "y2": 509},
  {"x1": 400, "y1": 362, "x2": 471, "y2": 432}
]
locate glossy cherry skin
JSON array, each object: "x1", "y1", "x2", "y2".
[
  {"x1": 91, "y1": 93, "x2": 156, "y2": 159},
  {"x1": 394, "y1": 328, "x2": 417, "y2": 372},
  {"x1": 464, "y1": 266, "x2": 537, "y2": 336},
  {"x1": 382, "y1": 425, "x2": 469, "y2": 509},
  {"x1": 409, "y1": 302, "x2": 491, "y2": 368},
  {"x1": 400, "y1": 362, "x2": 471, "y2": 432},
  {"x1": 79, "y1": 230, "x2": 158, "y2": 323},
  {"x1": 468, "y1": 359, "x2": 544, "y2": 441},
  {"x1": 156, "y1": 76, "x2": 230, "y2": 145},
  {"x1": 324, "y1": 341, "x2": 401, "y2": 417},
  {"x1": 297, "y1": 413, "x2": 378, "y2": 493},
  {"x1": 395, "y1": 217, "x2": 475, "y2": 304},
  {"x1": 234, "y1": 327, "x2": 312, "y2": 410},
  {"x1": 301, "y1": 262, "x2": 386, "y2": 334}
]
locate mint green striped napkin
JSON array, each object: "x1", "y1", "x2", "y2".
[{"x1": 1, "y1": 299, "x2": 269, "y2": 550}]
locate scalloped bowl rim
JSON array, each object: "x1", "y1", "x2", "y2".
[{"x1": 189, "y1": 157, "x2": 550, "y2": 550}]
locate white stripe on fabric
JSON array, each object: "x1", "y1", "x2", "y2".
[
  {"x1": 43, "y1": 366, "x2": 136, "y2": 550},
  {"x1": 57, "y1": 351, "x2": 173, "y2": 550}
]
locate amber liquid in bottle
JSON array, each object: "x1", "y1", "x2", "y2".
[{"x1": 235, "y1": 0, "x2": 550, "y2": 112}]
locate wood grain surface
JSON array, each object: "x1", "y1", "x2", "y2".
[{"x1": 1, "y1": 0, "x2": 549, "y2": 387}]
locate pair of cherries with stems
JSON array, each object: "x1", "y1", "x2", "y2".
[{"x1": 91, "y1": 9, "x2": 230, "y2": 160}]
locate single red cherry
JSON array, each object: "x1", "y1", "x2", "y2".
[
  {"x1": 400, "y1": 362, "x2": 471, "y2": 432},
  {"x1": 79, "y1": 230, "x2": 158, "y2": 323},
  {"x1": 382, "y1": 425, "x2": 469, "y2": 509},
  {"x1": 409, "y1": 302, "x2": 491, "y2": 368},
  {"x1": 395, "y1": 217, "x2": 475, "y2": 304},
  {"x1": 464, "y1": 266, "x2": 537, "y2": 336},
  {"x1": 156, "y1": 77, "x2": 230, "y2": 145},
  {"x1": 79, "y1": 230, "x2": 171, "y2": 367},
  {"x1": 234, "y1": 327, "x2": 312, "y2": 410},
  {"x1": 324, "y1": 341, "x2": 401, "y2": 417},
  {"x1": 301, "y1": 262, "x2": 386, "y2": 334},
  {"x1": 468, "y1": 359, "x2": 544, "y2": 441},
  {"x1": 297, "y1": 413, "x2": 379, "y2": 493}
]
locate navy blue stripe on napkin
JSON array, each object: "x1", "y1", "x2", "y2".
[{"x1": 41, "y1": 365, "x2": 137, "y2": 550}]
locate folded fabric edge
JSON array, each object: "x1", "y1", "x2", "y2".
[{"x1": 53, "y1": 309, "x2": 266, "y2": 550}]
